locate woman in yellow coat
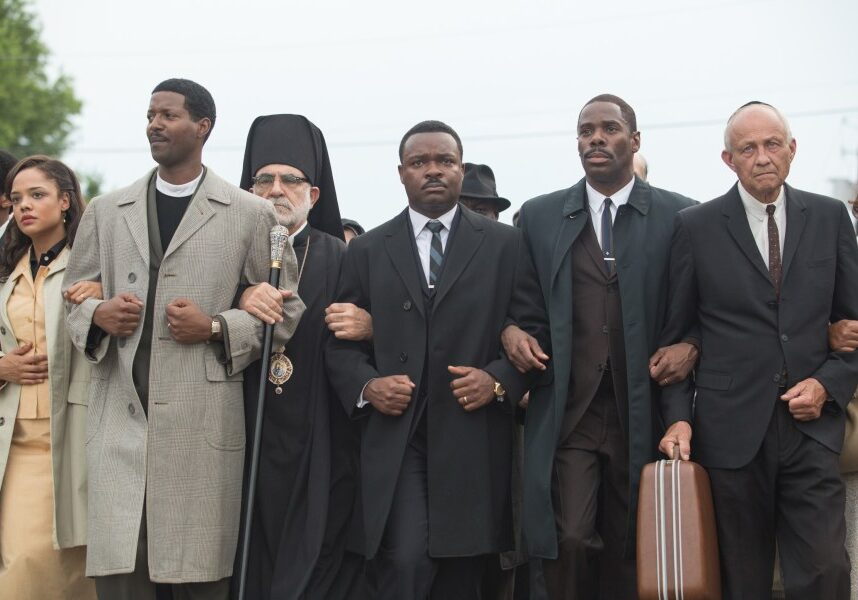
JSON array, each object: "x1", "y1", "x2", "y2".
[{"x1": 0, "y1": 156, "x2": 100, "y2": 600}]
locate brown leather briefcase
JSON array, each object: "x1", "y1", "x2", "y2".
[{"x1": 637, "y1": 452, "x2": 722, "y2": 600}]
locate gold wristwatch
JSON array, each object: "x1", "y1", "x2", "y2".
[{"x1": 493, "y1": 380, "x2": 506, "y2": 400}]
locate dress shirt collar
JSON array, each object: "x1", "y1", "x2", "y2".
[
  {"x1": 586, "y1": 176, "x2": 635, "y2": 214},
  {"x1": 29, "y1": 239, "x2": 67, "y2": 279},
  {"x1": 409, "y1": 204, "x2": 458, "y2": 239},
  {"x1": 738, "y1": 181, "x2": 785, "y2": 221},
  {"x1": 156, "y1": 168, "x2": 203, "y2": 198}
]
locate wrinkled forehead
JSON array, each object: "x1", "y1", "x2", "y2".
[
  {"x1": 254, "y1": 163, "x2": 307, "y2": 179},
  {"x1": 726, "y1": 105, "x2": 790, "y2": 145}
]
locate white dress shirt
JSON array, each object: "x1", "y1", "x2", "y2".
[
  {"x1": 737, "y1": 182, "x2": 785, "y2": 269},
  {"x1": 586, "y1": 177, "x2": 635, "y2": 249},
  {"x1": 357, "y1": 204, "x2": 459, "y2": 408},
  {"x1": 409, "y1": 204, "x2": 458, "y2": 286}
]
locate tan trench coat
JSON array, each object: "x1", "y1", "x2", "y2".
[
  {"x1": 0, "y1": 247, "x2": 90, "y2": 550},
  {"x1": 63, "y1": 169, "x2": 304, "y2": 582}
]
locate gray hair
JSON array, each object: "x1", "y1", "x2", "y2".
[{"x1": 723, "y1": 101, "x2": 793, "y2": 151}]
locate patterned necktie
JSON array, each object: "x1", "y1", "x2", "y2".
[
  {"x1": 425, "y1": 220, "x2": 445, "y2": 287},
  {"x1": 766, "y1": 204, "x2": 782, "y2": 297},
  {"x1": 601, "y1": 198, "x2": 614, "y2": 274}
]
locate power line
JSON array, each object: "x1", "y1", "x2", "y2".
[{"x1": 67, "y1": 105, "x2": 858, "y2": 155}]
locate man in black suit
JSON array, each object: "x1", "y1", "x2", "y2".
[
  {"x1": 659, "y1": 101, "x2": 858, "y2": 599},
  {"x1": 326, "y1": 120, "x2": 548, "y2": 600},
  {"x1": 503, "y1": 94, "x2": 697, "y2": 599}
]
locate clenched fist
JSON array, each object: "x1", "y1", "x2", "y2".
[
  {"x1": 364, "y1": 375, "x2": 415, "y2": 416},
  {"x1": 93, "y1": 293, "x2": 143, "y2": 337}
]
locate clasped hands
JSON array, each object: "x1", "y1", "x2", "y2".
[
  {"x1": 364, "y1": 366, "x2": 498, "y2": 416},
  {"x1": 92, "y1": 293, "x2": 216, "y2": 345}
]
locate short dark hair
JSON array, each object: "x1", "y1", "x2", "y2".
[
  {"x1": 398, "y1": 120, "x2": 463, "y2": 161},
  {"x1": 580, "y1": 94, "x2": 637, "y2": 133},
  {"x1": 152, "y1": 78, "x2": 216, "y2": 140},
  {"x1": 0, "y1": 150, "x2": 17, "y2": 188}
]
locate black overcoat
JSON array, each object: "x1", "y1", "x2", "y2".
[
  {"x1": 326, "y1": 206, "x2": 549, "y2": 559},
  {"x1": 518, "y1": 177, "x2": 696, "y2": 559}
]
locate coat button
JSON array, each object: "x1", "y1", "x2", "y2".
[
  {"x1": 118, "y1": 338, "x2": 126, "y2": 348},
  {"x1": 767, "y1": 301, "x2": 778, "y2": 309},
  {"x1": 0, "y1": 326, "x2": 5, "y2": 335},
  {"x1": 0, "y1": 417, "x2": 5, "y2": 426},
  {"x1": 781, "y1": 334, "x2": 788, "y2": 342},
  {"x1": 773, "y1": 373, "x2": 781, "y2": 383},
  {"x1": 399, "y1": 352, "x2": 408, "y2": 363},
  {"x1": 128, "y1": 403, "x2": 136, "y2": 415},
  {"x1": 128, "y1": 272, "x2": 137, "y2": 283},
  {"x1": 402, "y1": 300, "x2": 412, "y2": 311}
]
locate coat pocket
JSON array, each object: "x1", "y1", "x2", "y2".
[
  {"x1": 695, "y1": 370, "x2": 732, "y2": 391},
  {"x1": 203, "y1": 349, "x2": 245, "y2": 451}
]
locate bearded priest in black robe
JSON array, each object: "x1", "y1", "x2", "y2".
[{"x1": 232, "y1": 114, "x2": 364, "y2": 600}]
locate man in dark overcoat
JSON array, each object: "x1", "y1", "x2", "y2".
[{"x1": 326, "y1": 120, "x2": 549, "y2": 600}]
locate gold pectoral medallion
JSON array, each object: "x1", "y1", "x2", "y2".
[{"x1": 269, "y1": 348, "x2": 293, "y2": 395}]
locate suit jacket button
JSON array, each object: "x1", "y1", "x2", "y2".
[
  {"x1": 399, "y1": 352, "x2": 408, "y2": 363},
  {"x1": 601, "y1": 325, "x2": 608, "y2": 334},
  {"x1": 781, "y1": 334, "x2": 788, "y2": 342},
  {"x1": 403, "y1": 300, "x2": 412, "y2": 311},
  {"x1": 128, "y1": 403, "x2": 136, "y2": 415},
  {"x1": 118, "y1": 338, "x2": 126, "y2": 348},
  {"x1": 767, "y1": 301, "x2": 778, "y2": 309},
  {"x1": 128, "y1": 272, "x2": 137, "y2": 283},
  {"x1": 773, "y1": 374, "x2": 781, "y2": 383}
]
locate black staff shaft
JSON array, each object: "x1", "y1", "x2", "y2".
[{"x1": 237, "y1": 264, "x2": 281, "y2": 600}]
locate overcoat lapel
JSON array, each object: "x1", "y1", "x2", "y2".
[
  {"x1": 780, "y1": 185, "x2": 807, "y2": 283},
  {"x1": 433, "y1": 208, "x2": 484, "y2": 310},
  {"x1": 550, "y1": 182, "x2": 588, "y2": 287},
  {"x1": 722, "y1": 186, "x2": 773, "y2": 287},
  {"x1": 163, "y1": 170, "x2": 217, "y2": 260},
  {"x1": 612, "y1": 180, "x2": 651, "y2": 274},
  {"x1": 119, "y1": 172, "x2": 153, "y2": 268},
  {"x1": 385, "y1": 210, "x2": 427, "y2": 318}
]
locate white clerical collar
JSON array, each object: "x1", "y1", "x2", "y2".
[
  {"x1": 290, "y1": 221, "x2": 308, "y2": 241},
  {"x1": 156, "y1": 169, "x2": 204, "y2": 198},
  {"x1": 738, "y1": 181, "x2": 785, "y2": 222},
  {"x1": 409, "y1": 204, "x2": 458, "y2": 239},
  {"x1": 586, "y1": 176, "x2": 635, "y2": 214}
]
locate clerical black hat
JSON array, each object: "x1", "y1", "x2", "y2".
[{"x1": 240, "y1": 114, "x2": 344, "y2": 240}]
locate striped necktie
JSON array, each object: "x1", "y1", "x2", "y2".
[
  {"x1": 425, "y1": 220, "x2": 445, "y2": 287},
  {"x1": 601, "y1": 198, "x2": 614, "y2": 275}
]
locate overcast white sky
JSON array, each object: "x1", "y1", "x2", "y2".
[{"x1": 31, "y1": 0, "x2": 858, "y2": 227}]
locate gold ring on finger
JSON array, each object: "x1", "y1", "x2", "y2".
[{"x1": 462, "y1": 396, "x2": 469, "y2": 404}]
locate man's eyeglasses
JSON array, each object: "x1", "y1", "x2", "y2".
[{"x1": 252, "y1": 173, "x2": 309, "y2": 189}]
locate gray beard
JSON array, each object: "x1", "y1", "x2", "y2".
[{"x1": 273, "y1": 199, "x2": 311, "y2": 230}]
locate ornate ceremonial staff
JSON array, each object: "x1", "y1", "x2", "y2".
[{"x1": 237, "y1": 224, "x2": 290, "y2": 600}]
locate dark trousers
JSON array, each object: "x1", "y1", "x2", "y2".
[
  {"x1": 369, "y1": 427, "x2": 486, "y2": 600},
  {"x1": 542, "y1": 374, "x2": 636, "y2": 600},
  {"x1": 94, "y1": 517, "x2": 230, "y2": 600},
  {"x1": 708, "y1": 400, "x2": 850, "y2": 600}
]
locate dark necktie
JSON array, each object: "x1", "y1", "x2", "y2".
[
  {"x1": 766, "y1": 204, "x2": 782, "y2": 297},
  {"x1": 601, "y1": 198, "x2": 614, "y2": 274},
  {"x1": 425, "y1": 220, "x2": 445, "y2": 287}
]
